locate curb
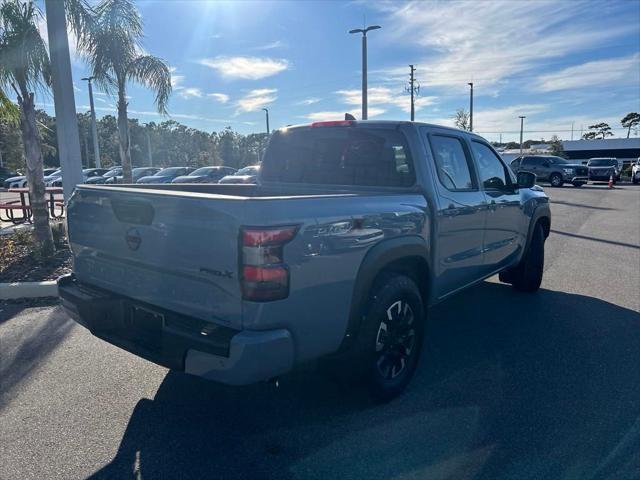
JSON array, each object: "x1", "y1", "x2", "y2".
[{"x1": 0, "y1": 281, "x2": 58, "y2": 300}]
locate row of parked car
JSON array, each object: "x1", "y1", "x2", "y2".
[
  {"x1": 509, "y1": 155, "x2": 638, "y2": 187},
  {"x1": 2, "y1": 164, "x2": 262, "y2": 190}
]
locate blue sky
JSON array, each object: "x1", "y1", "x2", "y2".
[{"x1": 41, "y1": 0, "x2": 640, "y2": 142}]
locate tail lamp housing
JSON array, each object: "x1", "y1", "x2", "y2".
[{"x1": 240, "y1": 225, "x2": 298, "y2": 301}]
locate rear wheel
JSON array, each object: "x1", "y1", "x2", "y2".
[
  {"x1": 550, "y1": 173, "x2": 563, "y2": 187},
  {"x1": 500, "y1": 223, "x2": 545, "y2": 292},
  {"x1": 352, "y1": 274, "x2": 425, "y2": 401}
]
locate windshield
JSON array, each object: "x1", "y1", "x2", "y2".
[
  {"x1": 154, "y1": 167, "x2": 183, "y2": 176},
  {"x1": 191, "y1": 167, "x2": 216, "y2": 176},
  {"x1": 236, "y1": 166, "x2": 259, "y2": 176},
  {"x1": 104, "y1": 168, "x2": 121, "y2": 177},
  {"x1": 588, "y1": 159, "x2": 617, "y2": 166},
  {"x1": 262, "y1": 127, "x2": 415, "y2": 187}
]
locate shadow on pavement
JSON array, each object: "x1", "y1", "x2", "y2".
[
  {"x1": 0, "y1": 304, "x2": 74, "y2": 408},
  {"x1": 88, "y1": 282, "x2": 640, "y2": 480},
  {"x1": 550, "y1": 229, "x2": 640, "y2": 250},
  {"x1": 549, "y1": 200, "x2": 617, "y2": 211}
]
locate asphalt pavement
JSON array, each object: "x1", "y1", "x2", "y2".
[{"x1": 1, "y1": 183, "x2": 639, "y2": 480}]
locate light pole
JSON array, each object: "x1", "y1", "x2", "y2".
[
  {"x1": 82, "y1": 76, "x2": 101, "y2": 168},
  {"x1": 519, "y1": 116, "x2": 526, "y2": 155},
  {"x1": 145, "y1": 124, "x2": 153, "y2": 167},
  {"x1": 262, "y1": 108, "x2": 270, "y2": 134},
  {"x1": 45, "y1": 0, "x2": 83, "y2": 200},
  {"x1": 468, "y1": 82, "x2": 474, "y2": 132},
  {"x1": 349, "y1": 24, "x2": 381, "y2": 120}
]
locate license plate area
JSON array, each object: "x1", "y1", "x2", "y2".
[{"x1": 129, "y1": 305, "x2": 164, "y2": 351}]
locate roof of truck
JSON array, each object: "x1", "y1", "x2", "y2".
[{"x1": 280, "y1": 119, "x2": 483, "y2": 138}]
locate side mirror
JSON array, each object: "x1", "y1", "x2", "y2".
[{"x1": 517, "y1": 171, "x2": 536, "y2": 189}]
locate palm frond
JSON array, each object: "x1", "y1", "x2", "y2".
[
  {"x1": 0, "y1": 0, "x2": 51, "y2": 96},
  {"x1": 0, "y1": 87, "x2": 19, "y2": 124},
  {"x1": 127, "y1": 54, "x2": 172, "y2": 114},
  {"x1": 64, "y1": 0, "x2": 95, "y2": 49}
]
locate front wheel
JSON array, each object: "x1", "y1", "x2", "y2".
[
  {"x1": 501, "y1": 224, "x2": 545, "y2": 292},
  {"x1": 352, "y1": 274, "x2": 425, "y2": 401},
  {"x1": 550, "y1": 173, "x2": 563, "y2": 187}
]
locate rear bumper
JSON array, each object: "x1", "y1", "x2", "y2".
[{"x1": 58, "y1": 274, "x2": 294, "y2": 385}]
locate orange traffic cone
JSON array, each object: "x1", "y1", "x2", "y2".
[{"x1": 608, "y1": 175, "x2": 614, "y2": 188}]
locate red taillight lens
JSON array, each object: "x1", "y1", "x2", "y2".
[
  {"x1": 240, "y1": 225, "x2": 298, "y2": 301},
  {"x1": 242, "y1": 226, "x2": 297, "y2": 247},
  {"x1": 242, "y1": 265, "x2": 289, "y2": 301},
  {"x1": 310, "y1": 120, "x2": 354, "y2": 128}
]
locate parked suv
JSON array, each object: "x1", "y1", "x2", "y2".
[
  {"x1": 587, "y1": 158, "x2": 620, "y2": 183},
  {"x1": 510, "y1": 155, "x2": 588, "y2": 187},
  {"x1": 631, "y1": 158, "x2": 640, "y2": 184},
  {"x1": 59, "y1": 121, "x2": 551, "y2": 400}
]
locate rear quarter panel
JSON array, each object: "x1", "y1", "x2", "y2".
[{"x1": 241, "y1": 193, "x2": 429, "y2": 363}]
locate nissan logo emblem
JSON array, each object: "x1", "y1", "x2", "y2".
[{"x1": 125, "y1": 228, "x2": 142, "y2": 251}]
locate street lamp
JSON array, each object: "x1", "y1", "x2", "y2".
[
  {"x1": 468, "y1": 82, "x2": 474, "y2": 132},
  {"x1": 81, "y1": 76, "x2": 101, "y2": 168},
  {"x1": 349, "y1": 24, "x2": 381, "y2": 120},
  {"x1": 519, "y1": 116, "x2": 526, "y2": 155},
  {"x1": 262, "y1": 107, "x2": 270, "y2": 135}
]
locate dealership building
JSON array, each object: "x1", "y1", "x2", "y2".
[
  {"x1": 561, "y1": 138, "x2": 640, "y2": 165},
  {"x1": 500, "y1": 138, "x2": 640, "y2": 166}
]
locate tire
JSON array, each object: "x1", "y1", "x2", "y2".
[
  {"x1": 509, "y1": 223, "x2": 545, "y2": 292},
  {"x1": 350, "y1": 273, "x2": 425, "y2": 402},
  {"x1": 633, "y1": 176, "x2": 639, "y2": 185},
  {"x1": 549, "y1": 173, "x2": 563, "y2": 187}
]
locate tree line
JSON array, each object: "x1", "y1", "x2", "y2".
[{"x1": 0, "y1": 110, "x2": 268, "y2": 173}]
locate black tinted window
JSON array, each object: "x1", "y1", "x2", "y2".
[
  {"x1": 429, "y1": 135, "x2": 476, "y2": 191},
  {"x1": 471, "y1": 141, "x2": 513, "y2": 190},
  {"x1": 522, "y1": 157, "x2": 543, "y2": 166},
  {"x1": 262, "y1": 127, "x2": 415, "y2": 187}
]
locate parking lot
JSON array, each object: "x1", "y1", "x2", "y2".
[{"x1": 1, "y1": 183, "x2": 639, "y2": 479}]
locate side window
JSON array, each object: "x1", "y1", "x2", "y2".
[
  {"x1": 471, "y1": 141, "x2": 514, "y2": 190},
  {"x1": 429, "y1": 135, "x2": 476, "y2": 191}
]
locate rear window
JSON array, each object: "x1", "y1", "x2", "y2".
[
  {"x1": 261, "y1": 127, "x2": 415, "y2": 187},
  {"x1": 588, "y1": 159, "x2": 617, "y2": 166}
]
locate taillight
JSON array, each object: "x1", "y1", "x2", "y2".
[
  {"x1": 240, "y1": 225, "x2": 298, "y2": 301},
  {"x1": 310, "y1": 120, "x2": 354, "y2": 127}
]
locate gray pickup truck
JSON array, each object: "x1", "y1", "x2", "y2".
[{"x1": 59, "y1": 120, "x2": 550, "y2": 400}]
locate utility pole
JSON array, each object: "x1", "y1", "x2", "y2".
[
  {"x1": 468, "y1": 82, "x2": 474, "y2": 132},
  {"x1": 262, "y1": 108, "x2": 270, "y2": 134},
  {"x1": 146, "y1": 127, "x2": 153, "y2": 166},
  {"x1": 519, "y1": 116, "x2": 526, "y2": 155},
  {"x1": 405, "y1": 64, "x2": 419, "y2": 121},
  {"x1": 82, "y1": 76, "x2": 101, "y2": 168},
  {"x1": 349, "y1": 25, "x2": 381, "y2": 120},
  {"x1": 45, "y1": 0, "x2": 84, "y2": 201},
  {"x1": 499, "y1": 133, "x2": 502, "y2": 145}
]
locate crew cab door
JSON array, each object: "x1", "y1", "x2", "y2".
[
  {"x1": 469, "y1": 140, "x2": 524, "y2": 271},
  {"x1": 424, "y1": 131, "x2": 487, "y2": 299}
]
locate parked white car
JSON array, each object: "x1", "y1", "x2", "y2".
[
  {"x1": 4, "y1": 168, "x2": 58, "y2": 189},
  {"x1": 632, "y1": 157, "x2": 640, "y2": 185}
]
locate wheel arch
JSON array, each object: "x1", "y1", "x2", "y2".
[{"x1": 339, "y1": 236, "x2": 431, "y2": 351}]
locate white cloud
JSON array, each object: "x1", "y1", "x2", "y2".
[
  {"x1": 297, "y1": 97, "x2": 321, "y2": 106},
  {"x1": 254, "y1": 40, "x2": 287, "y2": 51},
  {"x1": 535, "y1": 54, "x2": 640, "y2": 92},
  {"x1": 199, "y1": 56, "x2": 289, "y2": 80},
  {"x1": 178, "y1": 87, "x2": 203, "y2": 99},
  {"x1": 208, "y1": 93, "x2": 230, "y2": 103},
  {"x1": 236, "y1": 88, "x2": 277, "y2": 113},
  {"x1": 336, "y1": 87, "x2": 437, "y2": 113},
  {"x1": 373, "y1": 1, "x2": 635, "y2": 90}
]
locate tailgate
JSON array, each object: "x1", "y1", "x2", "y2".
[{"x1": 67, "y1": 186, "x2": 244, "y2": 329}]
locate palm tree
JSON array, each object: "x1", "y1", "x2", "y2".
[
  {"x1": 84, "y1": 0, "x2": 171, "y2": 182},
  {"x1": 0, "y1": 0, "x2": 55, "y2": 255}
]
